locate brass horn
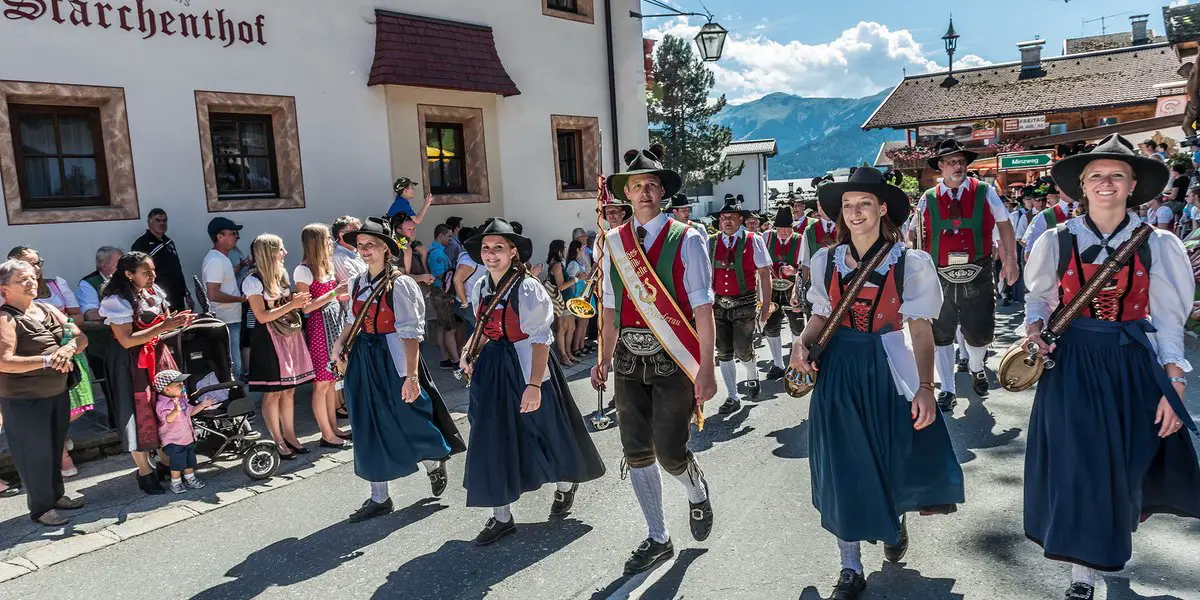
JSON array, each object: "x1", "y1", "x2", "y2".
[{"x1": 567, "y1": 272, "x2": 599, "y2": 318}]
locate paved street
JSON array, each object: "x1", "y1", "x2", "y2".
[{"x1": 1, "y1": 309, "x2": 1198, "y2": 600}]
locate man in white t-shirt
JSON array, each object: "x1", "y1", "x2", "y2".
[
  {"x1": 331, "y1": 216, "x2": 366, "y2": 308},
  {"x1": 451, "y1": 226, "x2": 485, "y2": 335},
  {"x1": 203, "y1": 217, "x2": 247, "y2": 378}
]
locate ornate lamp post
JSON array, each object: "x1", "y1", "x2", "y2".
[
  {"x1": 941, "y1": 18, "x2": 959, "y2": 88},
  {"x1": 632, "y1": 0, "x2": 728, "y2": 62}
]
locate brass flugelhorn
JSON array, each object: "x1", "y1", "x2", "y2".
[{"x1": 566, "y1": 269, "x2": 600, "y2": 318}]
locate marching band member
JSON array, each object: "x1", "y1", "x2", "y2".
[
  {"x1": 790, "y1": 192, "x2": 813, "y2": 237},
  {"x1": 332, "y1": 218, "x2": 465, "y2": 523},
  {"x1": 1020, "y1": 135, "x2": 1200, "y2": 600},
  {"x1": 916, "y1": 139, "x2": 1018, "y2": 410},
  {"x1": 709, "y1": 197, "x2": 772, "y2": 414},
  {"x1": 762, "y1": 208, "x2": 804, "y2": 379},
  {"x1": 798, "y1": 194, "x2": 839, "y2": 271},
  {"x1": 459, "y1": 219, "x2": 605, "y2": 545},
  {"x1": 1022, "y1": 177, "x2": 1072, "y2": 257},
  {"x1": 790, "y1": 167, "x2": 963, "y2": 600},
  {"x1": 663, "y1": 193, "x2": 707, "y2": 235},
  {"x1": 592, "y1": 146, "x2": 718, "y2": 575}
]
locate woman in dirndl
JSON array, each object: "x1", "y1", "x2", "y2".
[
  {"x1": 294, "y1": 224, "x2": 350, "y2": 449},
  {"x1": 244, "y1": 234, "x2": 316, "y2": 461},
  {"x1": 1021, "y1": 134, "x2": 1200, "y2": 600},
  {"x1": 100, "y1": 252, "x2": 194, "y2": 495},
  {"x1": 789, "y1": 167, "x2": 963, "y2": 600},
  {"x1": 459, "y1": 219, "x2": 605, "y2": 546},
  {"x1": 332, "y1": 217, "x2": 465, "y2": 524}
]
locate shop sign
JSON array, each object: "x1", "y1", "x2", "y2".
[
  {"x1": 998, "y1": 151, "x2": 1054, "y2": 171},
  {"x1": 2, "y1": 0, "x2": 266, "y2": 47},
  {"x1": 1156, "y1": 94, "x2": 1187, "y2": 117},
  {"x1": 1002, "y1": 115, "x2": 1047, "y2": 132},
  {"x1": 917, "y1": 120, "x2": 998, "y2": 144}
]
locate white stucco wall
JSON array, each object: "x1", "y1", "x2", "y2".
[
  {"x1": 0, "y1": 0, "x2": 648, "y2": 285},
  {"x1": 712, "y1": 154, "x2": 766, "y2": 213}
]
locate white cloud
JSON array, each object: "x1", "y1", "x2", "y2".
[{"x1": 645, "y1": 19, "x2": 991, "y2": 103}]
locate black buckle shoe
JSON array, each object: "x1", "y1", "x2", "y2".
[
  {"x1": 137, "y1": 473, "x2": 166, "y2": 495},
  {"x1": 956, "y1": 354, "x2": 968, "y2": 373},
  {"x1": 623, "y1": 538, "x2": 674, "y2": 575},
  {"x1": 936, "y1": 392, "x2": 957, "y2": 412},
  {"x1": 971, "y1": 370, "x2": 989, "y2": 396},
  {"x1": 884, "y1": 514, "x2": 909, "y2": 562},
  {"x1": 765, "y1": 365, "x2": 786, "y2": 380},
  {"x1": 718, "y1": 397, "x2": 741, "y2": 415},
  {"x1": 428, "y1": 461, "x2": 448, "y2": 497},
  {"x1": 688, "y1": 477, "x2": 713, "y2": 542},
  {"x1": 550, "y1": 483, "x2": 579, "y2": 517},
  {"x1": 348, "y1": 498, "x2": 394, "y2": 523},
  {"x1": 831, "y1": 568, "x2": 867, "y2": 600},
  {"x1": 744, "y1": 380, "x2": 760, "y2": 399},
  {"x1": 1065, "y1": 582, "x2": 1094, "y2": 600},
  {"x1": 474, "y1": 517, "x2": 516, "y2": 546}
]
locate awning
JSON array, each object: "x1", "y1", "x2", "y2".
[
  {"x1": 1022, "y1": 115, "x2": 1181, "y2": 147},
  {"x1": 368, "y1": 11, "x2": 521, "y2": 97}
]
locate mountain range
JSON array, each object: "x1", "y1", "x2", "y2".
[{"x1": 714, "y1": 88, "x2": 905, "y2": 179}]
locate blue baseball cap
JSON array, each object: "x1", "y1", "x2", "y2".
[{"x1": 207, "y1": 217, "x2": 243, "y2": 237}]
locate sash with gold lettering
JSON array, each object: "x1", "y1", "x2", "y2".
[{"x1": 609, "y1": 222, "x2": 702, "y2": 383}]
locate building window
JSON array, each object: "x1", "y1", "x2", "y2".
[
  {"x1": 1098, "y1": 117, "x2": 1119, "y2": 126},
  {"x1": 8, "y1": 104, "x2": 109, "y2": 209},
  {"x1": 210, "y1": 113, "x2": 279, "y2": 199},
  {"x1": 426, "y1": 123, "x2": 469, "y2": 195},
  {"x1": 557, "y1": 130, "x2": 584, "y2": 190},
  {"x1": 543, "y1": 0, "x2": 594, "y2": 24},
  {"x1": 1048, "y1": 122, "x2": 1068, "y2": 135}
]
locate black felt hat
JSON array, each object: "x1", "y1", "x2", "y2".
[
  {"x1": 927, "y1": 139, "x2": 980, "y2": 171},
  {"x1": 773, "y1": 208, "x2": 794, "y2": 228},
  {"x1": 1050, "y1": 134, "x2": 1169, "y2": 207},
  {"x1": 606, "y1": 145, "x2": 682, "y2": 202},
  {"x1": 663, "y1": 193, "x2": 697, "y2": 211},
  {"x1": 341, "y1": 217, "x2": 401, "y2": 255},
  {"x1": 817, "y1": 166, "x2": 911, "y2": 227},
  {"x1": 713, "y1": 196, "x2": 751, "y2": 218},
  {"x1": 464, "y1": 218, "x2": 534, "y2": 264}
]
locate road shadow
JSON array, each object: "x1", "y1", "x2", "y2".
[
  {"x1": 864, "y1": 562, "x2": 963, "y2": 600},
  {"x1": 588, "y1": 548, "x2": 708, "y2": 600},
  {"x1": 188, "y1": 497, "x2": 446, "y2": 600},
  {"x1": 944, "y1": 378, "x2": 1022, "y2": 465},
  {"x1": 766, "y1": 419, "x2": 810, "y2": 460},
  {"x1": 371, "y1": 518, "x2": 591, "y2": 600},
  {"x1": 689, "y1": 403, "x2": 757, "y2": 453},
  {"x1": 1104, "y1": 576, "x2": 1186, "y2": 600}
]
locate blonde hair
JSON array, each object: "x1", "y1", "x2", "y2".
[
  {"x1": 1077, "y1": 160, "x2": 1136, "y2": 214},
  {"x1": 251, "y1": 234, "x2": 289, "y2": 299},
  {"x1": 300, "y1": 223, "x2": 333, "y2": 282}
]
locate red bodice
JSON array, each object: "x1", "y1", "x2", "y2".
[
  {"x1": 1059, "y1": 250, "x2": 1150, "y2": 322},
  {"x1": 828, "y1": 256, "x2": 903, "y2": 333}
]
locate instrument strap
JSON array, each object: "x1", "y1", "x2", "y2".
[{"x1": 1047, "y1": 223, "x2": 1153, "y2": 337}]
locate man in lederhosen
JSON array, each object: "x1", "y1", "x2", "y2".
[
  {"x1": 790, "y1": 192, "x2": 813, "y2": 237},
  {"x1": 916, "y1": 139, "x2": 1018, "y2": 411},
  {"x1": 762, "y1": 208, "x2": 804, "y2": 380},
  {"x1": 709, "y1": 196, "x2": 772, "y2": 414},
  {"x1": 664, "y1": 193, "x2": 708, "y2": 235},
  {"x1": 592, "y1": 146, "x2": 718, "y2": 575}
]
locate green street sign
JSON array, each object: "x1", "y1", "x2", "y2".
[{"x1": 999, "y1": 152, "x2": 1054, "y2": 170}]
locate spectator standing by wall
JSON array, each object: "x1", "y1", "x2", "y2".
[
  {"x1": 294, "y1": 224, "x2": 350, "y2": 449},
  {"x1": 131, "y1": 209, "x2": 192, "y2": 311},
  {"x1": 427, "y1": 225, "x2": 459, "y2": 370},
  {"x1": 545, "y1": 240, "x2": 577, "y2": 366},
  {"x1": 1147, "y1": 196, "x2": 1176, "y2": 231},
  {"x1": 202, "y1": 218, "x2": 247, "y2": 379},
  {"x1": 451, "y1": 226, "x2": 484, "y2": 337},
  {"x1": 564, "y1": 240, "x2": 590, "y2": 358},
  {"x1": 444, "y1": 216, "x2": 465, "y2": 263},
  {"x1": 332, "y1": 216, "x2": 367, "y2": 311}
]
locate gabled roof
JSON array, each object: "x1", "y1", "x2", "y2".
[
  {"x1": 863, "y1": 43, "x2": 1178, "y2": 130},
  {"x1": 1063, "y1": 31, "x2": 1164, "y2": 55},
  {"x1": 874, "y1": 141, "x2": 907, "y2": 167},
  {"x1": 368, "y1": 11, "x2": 521, "y2": 97},
  {"x1": 723, "y1": 139, "x2": 778, "y2": 157}
]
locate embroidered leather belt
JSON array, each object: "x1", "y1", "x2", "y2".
[
  {"x1": 619, "y1": 328, "x2": 664, "y2": 356},
  {"x1": 771, "y1": 278, "x2": 794, "y2": 291},
  {"x1": 715, "y1": 292, "x2": 757, "y2": 310},
  {"x1": 936, "y1": 257, "x2": 991, "y2": 284}
]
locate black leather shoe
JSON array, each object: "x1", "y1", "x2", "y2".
[
  {"x1": 623, "y1": 538, "x2": 674, "y2": 574},
  {"x1": 689, "y1": 474, "x2": 713, "y2": 542},
  {"x1": 550, "y1": 483, "x2": 578, "y2": 517},
  {"x1": 765, "y1": 365, "x2": 786, "y2": 380},
  {"x1": 348, "y1": 498, "x2": 393, "y2": 523},
  {"x1": 278, "y1": 450, "x2": 298, "y2": 461},
  {"x1": 138, "y1": 473, "x2": 166, "y2": 495},
  {"x1": 1065, "y1": 582, "x2": 1094, "y2": 600},
  {"x1": 320, "y1": 439, "x2": 351, "y2": 450},
  {"x1": 936, "y1": 391, "x2": 957, "y2": 412},
  {"x1": 744, "y1": 380, "x2": 760, "y2": 399},
  {"x1": 956, "y1": 355, "x2": 968, "y2": 373},
  {"x1": 971, "y1": 370, "x2": 989, "y2": 396},
  {"x1": 285, "y1": 441, "x2": 312, "y2": 455},
  {"x1": 884, "y1": 514, "x2": 909, "y2": 562},
  {"x1": 474, "y1": 517, "x2": 516, "y2": 546},
  {"x1": 336, "y1": 431, "x2": 353, "y2": 441},
  {"x1": 831, "y1": 569, "x2": 867, "y2": 600},
  {"x1": 427, "y1": 461, "x2": 448, "y2": 497},
  {"x1": 718, "y1": 397, "x2": 741, "y2": 415}
]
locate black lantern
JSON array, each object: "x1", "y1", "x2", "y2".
[
  {"x1": 941, "y1": 18, "x2": 959, "y2": 87},
  {"x1": 694, "y1": 21, "x2": 728, "y2": 62}
]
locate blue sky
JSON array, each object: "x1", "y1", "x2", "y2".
[{"x1": 642, "y1": 0, "x2": 1186, "y2": 103}]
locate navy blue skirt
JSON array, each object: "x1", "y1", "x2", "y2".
[
  {"x1": 344, "y1": 333, "x2": 461, "y2": 482},
  {"x1": 809, "y1": 327, "x2": 965, "y2": 545},
  {"x1": 464, "y1": 340, "x2": 605, "y2": 507},
  {"x1": 1024, "y1": 317, "x2": 1200, "y2": 572}
]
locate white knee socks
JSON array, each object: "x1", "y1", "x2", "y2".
[
  {"x1": 719, "y1": 360, "x2": 738, "y2": 398},
  {"x1": 556, "y1": 481, "x2": 574, "y2": 492},
  {"x1": 420, "y1": 459, "x2": 441, "y2": 473},
  {"x1": 739, "y1": 359, "x2": 759, "y2": 383},
  {"x1": 966, "y1": 343, "x2": 988, "y2": 373},
  {"x1": 837, "y1": 538, "x2": 864, "y2": 573},
  {"x1": 935, "y1": 345, "x2": 956, "y2": 395},
  {"x1": 630, "y1": 465, "x2": 669, "y2": 543},
  {"x1": 1071, "y1": 564, "x2": 1095, "y2": 586},
  {"x1": 370, "y1": 481, "x2": 389, "y2": 503},
  {"x1": 767, "y1": 336, "x2": 784, "y2": 369},
  {"x1": 492, "y1": 505, "x2": 512, "y2": 523},
  {"x1": 672, "y1": 460, "x2": 708, "y2": 504}
]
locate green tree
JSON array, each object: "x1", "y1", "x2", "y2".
[{"x1": 647, "y1": 35, "x2": 742, "y2": 188}]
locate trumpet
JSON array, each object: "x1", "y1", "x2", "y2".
[{"x1": 566, "y1": 273, "x2": 599, "y2": 318}]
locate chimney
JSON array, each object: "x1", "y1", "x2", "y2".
[
  {"x1": 1130, "y1": 14, "x2": 1150, "y2": 46},
  {"x1": 1017, "y1": 39, "x2": 1046, "y2": 76},
  {"x1": 788, "y1": 182, "x2": 794, "y2": 193}
]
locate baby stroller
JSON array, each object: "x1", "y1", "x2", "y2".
[{"x1": 150, "y1": 278, "x2": 281, "y2": 480}]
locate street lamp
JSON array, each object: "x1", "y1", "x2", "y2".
[
  {"x1": 941, "y1": 17, "x2": 959, "y2": 88},
  {"x1": 631, "y1": 0, "x2": 728, "y2": 62}
]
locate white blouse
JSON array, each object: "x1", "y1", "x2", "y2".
[
  {"x1": 347, "y1": 272, "x2": 425, "y2": 378},
  {"x1": 292, "y1": 264, "x2": 334, "y2": 286},
  {"x1": 807, "y1": 242, "x2": 944, "y2": 400},
  {"x1": 41, "y1": 277, "x2": 79, "y2": 312},
  {"x1": 1023, "y1": 214, "x2": 1194, "y2": 372},
  {"x1": 470, "y1": 275, "x2": 555, "y2": 384},
  {"x1": 98, "y1": 286, "x2": 170, "y2": 326},
  {"x1": 240, "y1": 274, "x2": 290, "y2": 301}
]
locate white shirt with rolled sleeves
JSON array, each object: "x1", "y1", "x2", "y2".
[
  {"x1": 601, "y1": 212, "x2": 714, "y2": 312},
  {"x1": 915, "y1": 180, "x2": 1011, "y2": 256},
  {"x1": 1023, "y1": 215, "x2": 1193, "y2": 372},
  {"x1": 807, "y1": 243, "x2": 944, "y2": 399},
  {"x1": 1021, "y1": 199, "x2": 1072, "y2": 256},
  {"x1": 345, "y1": 273, "x2": 426, "y2": 378},
  {"x1": 798, "y1": 219, "x2": 838, "y2": 268},
  {"x1": 469, "y1": 276, "x2": 554, "y2": 384}
]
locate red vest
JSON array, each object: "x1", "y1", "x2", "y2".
[
  {"x1": 712, "y1": 232, "x2": 760, "y2": 296},
  {"x1": 480, "y1": 302, "x2": 529, "y2": 343},
  {"x1": 807, "y1": 221, "x2": 838, "y2": 250},
  {"x1": 353, "y1": 287, "x2": 397, "y2": 335},
  {"x1": 827, "y1": 253, "x2": 903, "y2": 333},
  {"x1": 619, "y1": 225, "x2": 693, "y2": 328},
  {"x1": 1059, "y1": 247, "x2": 1150, "y2": 322},
  {"x1": 921, "y1": 179, "x2": 996, "y2": 266},
  {"x1": 793, "y1": 216, "x2": 811, "y2": 236}
]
